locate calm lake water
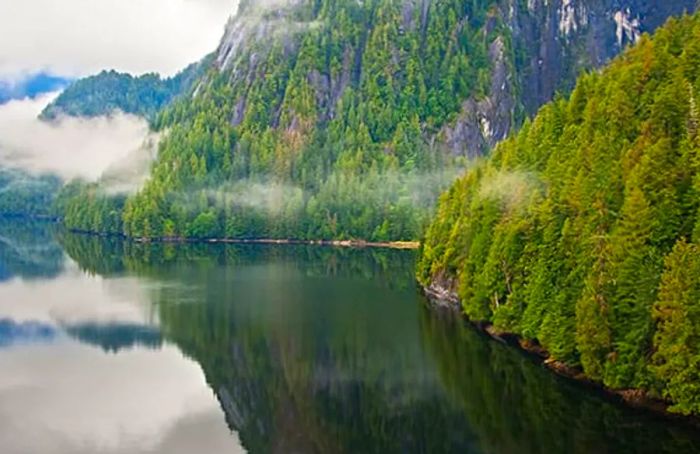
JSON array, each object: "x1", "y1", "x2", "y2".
[{"x1": 0, "y1": 219, "x2": 699, "y2": 454}]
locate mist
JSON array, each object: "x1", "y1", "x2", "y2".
[
  {"x1": 172, "y1": 167, "x2": 466, "y2": 218},
  {"x1": 0, "y1": 93, "x2": 154, "y2": 182},
  {"x1": 174, "y1": 179, "x2": 305, "y2": 216},
  {"x1": 477, "y1": 170, "x2": 543, "y2": 213}
]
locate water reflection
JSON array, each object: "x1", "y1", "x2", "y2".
[
  {"x1": 0, "y1": 342, "x2": 243, "y2": 454},
  {"x1": 0, "y1": 319, "x2": 56, "y2": 347},
  {"x1": 0, "y1": 222, "x2": 243, "y2": 454},
  {"x1": 0, "y1": 222, "x2": 699, "y2": 453},
  {"x1": 420, "y1": 309, "x2": 700, "y2": 454},
  {"x1": 59, "y1": 231, "x2": 700, "y2": 453},
  {"x1": 0, "y1": 218, "x2": 64, "y2": 281},
  {"x1": 65, "y1": 322, "x2": 162, "y2": 353}
]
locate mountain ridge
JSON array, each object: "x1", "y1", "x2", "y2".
[
  {"x1": 39, "y1": 58, "x2": 209, "y2": 121},
  {"x1": 57, "y1": 0, "x2": 697, "y2": 242}
]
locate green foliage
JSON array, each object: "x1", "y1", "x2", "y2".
[
  {"x1": 652, "y1": 239, "x2": 700, "y2": 415},
  {"x1": 40, "y1": 60, "x2": 206, "y2": 121},
  {"x1": 57, "y1": 0, "x2": 504, "y2": 241},
  {"x1": 53, "y1": 0, "x2": 680, "y2": 243},
  {"x1": 418, "y1": 14, "x2": 700, "y2": 414},
  {"x1": 59, "y1": 182, "x2": 126, "y2": 234}
]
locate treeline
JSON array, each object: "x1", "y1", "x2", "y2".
[
  {"x1": 53, "y1": 0, "x2": 694, "y2": 242},
  {"x1": 418, "y1": 14, "x2": 700, "y2": 415}
]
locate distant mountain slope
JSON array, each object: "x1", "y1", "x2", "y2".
[
  {"x1": 418, "y1": 12, "x2": 700, "y2": 416},
  {"x1": 40, "y1": 58, "x2": 208, "y2": 121}
]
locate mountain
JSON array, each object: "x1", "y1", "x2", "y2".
[
  {"x1": 39, "y1": 59, "x2": 208, "y2": 121},
  {"x1": 0, "y1": 73, "x2": 72, "y2": 105},
  {"x1": 418, "y1": 12, "x2": 700, "y2": 416},
  {"x1": 59, "y1": 0, "x2": 695, "y2": 242},
  {"x1": 0, "y1": 64, "x2": 204, "y2": 218}
]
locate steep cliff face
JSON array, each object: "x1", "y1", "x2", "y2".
[
  {"x1": 43, "y1": 0, "x2": 697, "y2": 154},
  {"x1": 441, "y1": 0, "x2": 697, "y2": 157},
  {"x1": 511, "y1": 0, "x2": 696, "y2": 114}
]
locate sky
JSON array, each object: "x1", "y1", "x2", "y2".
[{"x1": 0, "y1": 0, "x2": 238, "y2": 83}]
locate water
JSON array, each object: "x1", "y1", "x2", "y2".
[{"x1": 0, "y1": 219, "x2": 699, "y2": 454}]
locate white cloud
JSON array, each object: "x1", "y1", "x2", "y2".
[
  {"x1": 0, "y1": 93, "x2": 152, "y2": 181},
  {"x1": 0, "y1": 0, "x2": 238, "y2": 81}
]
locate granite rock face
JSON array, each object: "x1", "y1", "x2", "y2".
[
  {"x1": 509, "y1": 0, "x2": 697, "y2": 115},
  {"x1": 439, "y1": 0, "x2": 697, "y2": 157}
]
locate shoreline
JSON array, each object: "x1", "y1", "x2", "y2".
[
  {"x1": 422, "y1": 282, "x2": 700, "y2": 429},
  {"x1": 199, "y1": 238, "x2": 421, "y2": 250},
  {"x1": 65, "y1": 229, "x2": 421, "y2": 250},
  {"x1": 0, "y1": 215, "x2": 421, "y2": 250}
]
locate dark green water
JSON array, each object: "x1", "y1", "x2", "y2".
[{"x1": 0, "y1": 219, "x2": 699, "y2": 454}]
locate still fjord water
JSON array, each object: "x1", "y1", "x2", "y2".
[{"x1": 0, "y1": 220, "x2": 698, "y2": 454}]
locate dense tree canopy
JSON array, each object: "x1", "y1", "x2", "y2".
[
  {"x1": 418, "y1": 13, "x2": 700, "y2": 415},
  {"x1": 40, "y1": 60, "x2": 206, "y2": 121}
]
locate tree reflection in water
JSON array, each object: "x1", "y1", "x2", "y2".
[{"x1": 55, "y1": 233, "x2": 700, "y2": 454}]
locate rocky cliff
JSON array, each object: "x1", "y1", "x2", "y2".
[{"x1": 442, "y1": 0, "x2": 697, "y2": 157}]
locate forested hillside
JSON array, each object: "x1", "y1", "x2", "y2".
[
  {"x1": 58, "y1": 0, "x2": 695, "y2": 241},
  {"x1": 418, "y1": 13, "x2": 700, "y2": 415},
  {"x1": 40, "y1": 60, "x2": 206, "y2": 121}
]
